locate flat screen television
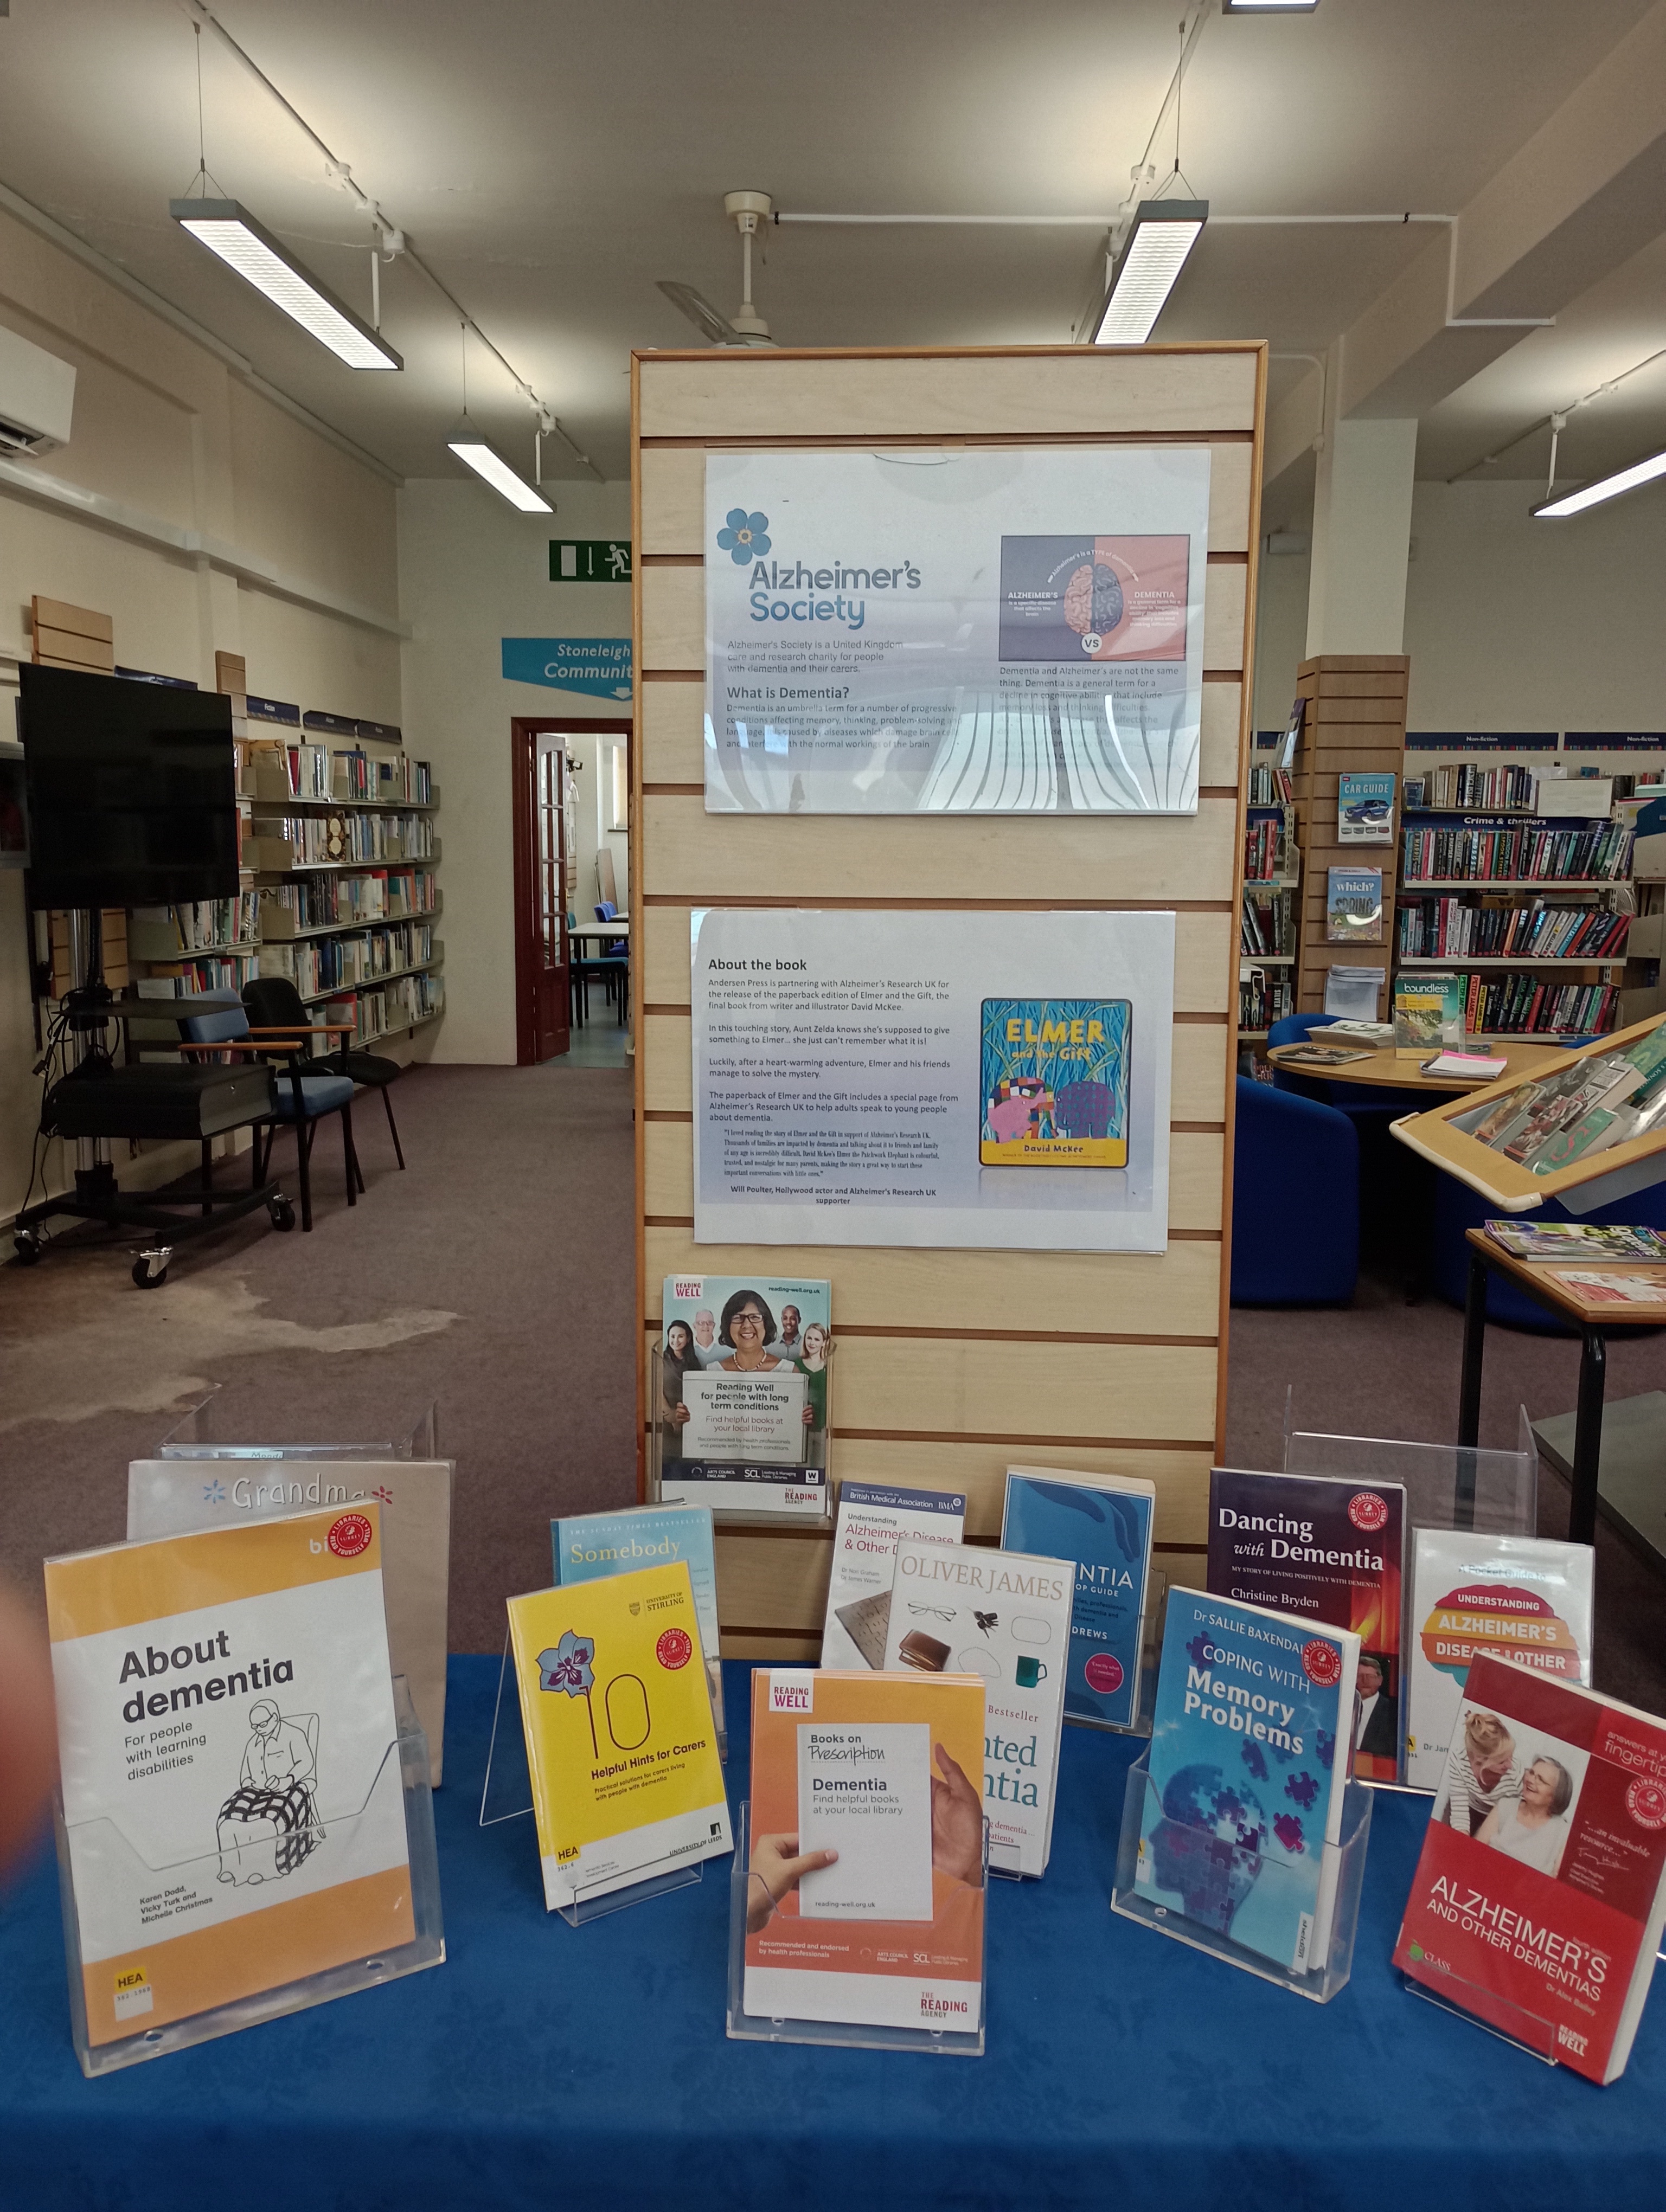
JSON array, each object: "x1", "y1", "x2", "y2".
[{"x1": 18, "y1": 663, "x2": 238, "y2": 909}]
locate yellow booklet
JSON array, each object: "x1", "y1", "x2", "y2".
[{"x1": 507, "y1": 1559, "x2": 731, "y2": 1911}]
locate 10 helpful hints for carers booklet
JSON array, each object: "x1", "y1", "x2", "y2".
[
  {"x1": 46, "y1": 1506, "x2": 412, "y2": 2049},
  {"x1": 506, "y1": 1560, "x2": 731, "y2": 1912},
  {"x1": 1207, "y1": 1469, "x2": 1405, "y2": 1783},
  {"x1": 1138, "y1": 1589, "x2": 1359, "y2": 1976},
  {"x1": 744, "y1": 1669, "x2": 986, "y2": 2033},
  {"x1": 1395, "y1": 1654, "x2": 1666, "y2": 2084}
]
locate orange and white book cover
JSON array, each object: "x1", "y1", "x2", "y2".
[
  {"x1": 744, "y1": 1668, "x2": 985, "y2": 2033},
  {"x1": 46, "y1": 1504, "x2": 411, "y2": 2048}
]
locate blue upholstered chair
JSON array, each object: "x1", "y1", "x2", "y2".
[
  {"x1": 178, "y1": 1005, "x2": 361, "y2": 1233},
  {"x1": 1431, "y1": 1167, "x2": 1666, "y2": 1333},
  {"x1": 1266, "y1": 1009, "x2": 1424, "y2": 1121},
  {"x1": 1231, "y1": 1077, "x2": 1359, "y2": 1306}
]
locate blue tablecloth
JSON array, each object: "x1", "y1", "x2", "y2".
[{"x1": 3, "y1": 1656, "x2": 1662, "y2": 2210}]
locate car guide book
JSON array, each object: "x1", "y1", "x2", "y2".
[
  {"x1": 1206, "y1": 1469, "x2": 1406, "y2": 1783},
  {"x1": 1394, "y1": 1654, "x2": 1666, "y2": 2083},
  {"x1": 505, "y1": 1560, "x2": 730, "y2": 1912},
  {"x1": 1137, "y1": 1589, "x2": 1359, "y2": 1976},
  {"x1": 1000, "y1": 1465, "x2": 1154, "y2": 1731},
  {"x1": 742, "y1": 1668, "x2": 986, "y2": 2033},
  {"x1": 46, "y1": 1506, "x2": 411, "y2": 2049}
]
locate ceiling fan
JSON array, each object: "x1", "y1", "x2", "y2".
[{"x1": 657, "y1": 190, "x2": 776, "y2": 347}]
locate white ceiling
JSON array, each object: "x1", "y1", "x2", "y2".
[{"x1": 0, "y1": 0, "x2": 1662, "y2": 487}]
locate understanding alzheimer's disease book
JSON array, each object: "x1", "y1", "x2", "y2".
[
  {"x1": 1137, "y1": 1589, "x2": 1359, "y2": 1976},
  {"x1": 554, "y1": 1501, "x2": 725, "y2": 1749},
  {"x1": 979, "y1": 999, "x2": 1131, "y2": 1167},
  {"x1": 743, "y1": 1669, "x2": 986, "y2": 2033},
  {"x1": 1207, "y1": 1469, "x2": 1406, "y2": 1783},
  {"x1": 47, "y1": 1506, "x2": 412, "y2": 2048},
  {"x1": 657, "y1": 1273, "x2": 831, "y2": 1518},
  {"x1": 883, "y1": 1540, "x2": 1073, "y2": 1875},
  {"x1": 127, "y1": 1458, "x2": 452, "y2": 1783},
  {"x1": 1395, "y1": 1654, "x2": 1666, "y2": 2083},
  {"x1": 1001, "y1": 1467, "x2": 1154, "y2": 1731},
  {"x1": 506, "y1": 1560, "x2": 731, "y2": 1912},
  {"x1": 1406, "y1": 1532, "x2": 1594, "y2": 1792},
  {"x1": 821, "y1": 1483, "x2": 966, "y2": 1669}
]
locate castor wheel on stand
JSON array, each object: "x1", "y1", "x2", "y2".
[
  {"x1": 267, "y1": 1193, "x2": 297, "y2": 1232},
  {"x1": 13, "y1": 1230, "x2": 43, "y2": 1266},
  {"x1": 132, "y1": 1246, "x2": 171, "y2": 1290}
]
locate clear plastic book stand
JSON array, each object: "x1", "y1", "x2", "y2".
[
  {"x1": 159, "y1": 1385, "x2": 438, "y2": 1462},
  {"x1": 478, "y1": 1634, "x2": 709, "y2": 1926},
  {"x1": 1110, "y1": 1751, "x2": 1373, "y2": 2004},
  {"x1": 59, "y1": 1676, "x2": 444, "y2": 2076},
  {"x1": 726, "y1": 1801, "x2": 988, "y2": 2056}
]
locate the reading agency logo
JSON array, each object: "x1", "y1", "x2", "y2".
[
  {"x1": 716, "y1": 507, "x2": 771, "y2": 564},
  {"x1": 1626, "y1": 1776, "x2": 1666, "y2": 1830},
  {"x1": 326, "y1": 1512, "x2": 373, "y2": 1559},
  {"x1": 1301, "y1": 1638, "x2": 1342, "y2": 1688},
  {"x1": 1348, "y1": 1490, "x2": 1389, "y2": 1533},
  {"x1": 656, "y1": 1627, "x2": 693, "y2": 1671}
]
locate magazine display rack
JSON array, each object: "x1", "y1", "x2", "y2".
[
  {"x1": 1110, "y1": 1752, "x2": 1373, "y2": 2005},
  {"x1": 159, "y1": 1386, "x2": 438, "y2": 1462},
  {"x1": 477, "y1": 1632, "x2": 707, "y2": 1925},
  {"x1": 726, "y1": 1800, "x2": 988, "y2": 2056},
  {"x1": 59, "y1": 1675, "x2": 444, "y2": 2077}
]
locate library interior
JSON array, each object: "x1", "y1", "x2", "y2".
[{"x1": 4, "y1": 3, "x2": 1666, "y2": 2204}]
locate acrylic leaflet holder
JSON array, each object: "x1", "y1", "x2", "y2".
[
  {"x1": 58, "y1": 1675, "x2": 444, "y2": 2076},
  {"x1": 478, "y1": 1632, "x2": 708, "y2": 1925},
  {"x1": 1110, "y1": 1752, "x2": 1373, "y2": 2004},
  {"x1": 726, "y1": 1800, "x2": 988, "y2": 2056},
  {"x1": 159, "y1": 1385, "x2": 438, "y2": 1462}
]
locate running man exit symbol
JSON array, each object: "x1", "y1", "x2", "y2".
[{"x1": 550, "y1": 539, "x2": 631, "y2": 583}]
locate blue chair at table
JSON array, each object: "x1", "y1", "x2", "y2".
[
  {"x1": 178, "y1": 1005, "x2": 362, "y2": 1233},
  {"x1": 1267, "y1": 1009, "x2": 1424, "y2": 1122},
  {"x1": 1231, "y1": 1077, "x2": 1359, "y2": 1306},
  {"x1": 590, "y1": 900, "x2": 630, "y2": 1026}
]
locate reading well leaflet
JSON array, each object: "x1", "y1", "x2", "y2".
[{"x1": 657, "y1": 1274, "x2": 830, "y2": 1519}]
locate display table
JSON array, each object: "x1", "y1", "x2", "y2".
[
  {"x1": 3, "y1": 1655, "x2": 1663, "y2": 2210},
  {"x1": 1266, "y1": 1038, "x2": 1572, "y2": 1093}
]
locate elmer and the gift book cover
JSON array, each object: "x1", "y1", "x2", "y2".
[{"x1": 979, "y1": 998, "x2": 1131, "y2": 1167}]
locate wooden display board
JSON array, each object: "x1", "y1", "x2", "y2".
[
  {"x1": 630, "y1": 344, "x2": 1266, "y2": 1659},
  {"x1": 1291, "y1": 653, "x2": 1409, "y2": 1018}
]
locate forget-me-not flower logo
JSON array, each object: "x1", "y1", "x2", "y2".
[
  {"x1": 716, "y1": 507, "x2": 770, "y2": 564},
  {"x1": 203, "y1": 1478, "x2": 226, "y2": 1505}
]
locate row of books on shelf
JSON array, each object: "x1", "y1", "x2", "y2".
[
  {"x1": 1397, "y1": 897, "x2": 1631, "y2": 961},
  {"x1": 134, "y1": 953, "x2": 259, "y2": 999},
  {"x1": 1240, "y1": 890, "x2": 1293, "y2": 956},
  {"x1": 1404, "y1": 763, "x2": 1537, "y2": 812},
  {"x1": 1462, "y1": 974, "x2": 1619, "y2": 1037},
  {"x1": 238, "y1": 738, "x2": 432, "y2": 807},
  {"x1": 1239, "y1": 966, "x2": 1293, "y2": 1032},
  {"x1": 258, "y1": 923, "x2": 437, "y2": 997},
  {"x1": 130, "y1": 893, "x2": 261, "y2": 955},
  {"x1": 1243, "y1": 808, "x2": 1293, "y2": 883},
  {"x1": 260, "y1": 867, "x2": 439, "y2": 936},
  {"x1": 318, "y1": 969, "x2": 445, "y2": 1043},
  {"x1": 1245, "y1": 762, "x2": 1294, "y2": 805},
  {"x1": 246, "y1": 811, "x2": 436, "y2": 870},
  {"x1": 1401, "y1": 819, "x2": 1632, "y2": 884}
]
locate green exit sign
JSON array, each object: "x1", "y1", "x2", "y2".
[{"x1": 550, "y1": 539, "x2": 631, "y2": 583}]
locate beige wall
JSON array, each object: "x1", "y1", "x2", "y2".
[
  {"x1": 396, "y1": 477, "x2": 631, "y2": 1065},
  {"x1": 0, "y1": 204, "x2": 402, "y2": 1223}
]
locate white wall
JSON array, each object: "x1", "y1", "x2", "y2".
[
  {"x1": 396, "y1": 478, "x2": 632, "y2": 1064},
  {"x1": 0, "y1": 205, "x2": 402, "y2": 1221}
]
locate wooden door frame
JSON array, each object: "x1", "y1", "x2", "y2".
[{"x1": 510, "y1": 715, "x2": 633, "y2": 1065}]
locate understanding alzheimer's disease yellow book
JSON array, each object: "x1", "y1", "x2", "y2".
[{"x1": 507, "y1": 1560, "x2": 731, "y2": 1911}]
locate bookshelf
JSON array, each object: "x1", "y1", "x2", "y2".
[
  {"x1": 1290, "y1": 654, "x2": 1411, "y2": 1023},
  {"x1": 1239, "y1": 731, "x2": 1299, "y2": 1040}
]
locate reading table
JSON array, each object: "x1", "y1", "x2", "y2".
[{"x1": 2, "y1": 1655, "x2": 1662, "y2": 2210}]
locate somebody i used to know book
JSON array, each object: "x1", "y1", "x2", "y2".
[{"x1": 980, "y1": 999, "x2": 1131, "y2": 1167}]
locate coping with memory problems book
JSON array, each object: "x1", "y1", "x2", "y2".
[
  {"x1": 882, "y1": 1540, "x2": 1073, "y2": 1876},
  {"x1": 743, "y1": 1668, "x2": 986, "y2": 2033},
  {"x1": 821, "y1": 1483, "x2": 966, "y2": 1670},
  {"x1": 127, "y1": 1458, "x2": 452, "y2": 1784},
  {"x1": 657, "y1": 1273, "x2": 831, "y2": 1519},
  {"x1": 1395, "y1": 1653, "x2": 1666, "y2": 2083},
  {"x1": 554, "y1": 1501, "x2": 725, "y2": 1750},
  {"x1": 979, "y1": 999, "x2": 1131, "y2": 1167},
  {"x1": 505, "y1": 1559, "x2": 731, "y2": 1912},
  {"x1": 1137, "y1": 1588, "x2": 1359, "y2": 1976},
  {"x1": 47, "y1": 1505, "x2": 413, "y2": 2049},
  {"x1": 1207, "y1": 1469, "x2": 1405, "y2": 1783},
  {"x1": 1000, "y1": 1466, "x2": 1154, "y2": 1731},
  {"x1": 1406, "y1": 1531, "x2": 1594, "y2": 1793}
]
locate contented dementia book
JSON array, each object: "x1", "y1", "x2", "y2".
[
  {"x1": 1138, "y1": 1589, "x2": 1359, "y2": 1976},
  {"x1": 506, "y1": 1561, "x2": 730, "y2": 1912},
  {"x1": 979, "y1": 999, "x2": 1130, "y2": 1166},
  {"x1": 1395, "y1": 1654, "x2": 1666, "y2": 2083},
  {"x1": 1001, "y1": 1467, "x2": 1154, "y2": 1731},
  {"x1": 46, "y1": 1506, "x2": 412, "y2": 2049},
  {"x1": 744, "y1": 1669, "x2": 986, "y2": 2032}
]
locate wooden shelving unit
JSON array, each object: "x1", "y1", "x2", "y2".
[{"x1": 1291, "y1": 654, "x2": 1409, "y2": 1020}]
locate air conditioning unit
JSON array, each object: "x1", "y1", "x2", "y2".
[{"x1": 0, "y1": 323, "x2": 75, "y2": 458}]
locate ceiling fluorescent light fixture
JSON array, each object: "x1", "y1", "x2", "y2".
[
  {"x1": 1221, "y1": 3, "x2": 1320, "y2": 14},
  {"x1": 447, "y1": 434, "x2": 552, "y2": 513},
  {"x1": 171, "y1": 199, "x2": 401, "y2": 369},
  {"x1": 1093, "y1": 200, "x2": 1207, "y2": 346},
  {"x1": 1534, "y1": 448, "x2": 1666, "y2": 519}
]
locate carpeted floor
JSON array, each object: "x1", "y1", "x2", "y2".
[{"x1": 2, "y1": 1051, "x2": 1661, "y2": 1715}]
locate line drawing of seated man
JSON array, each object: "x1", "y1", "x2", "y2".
[{"x1": 216, "y1": 1700, "x2": 322, "y2": 1885}]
